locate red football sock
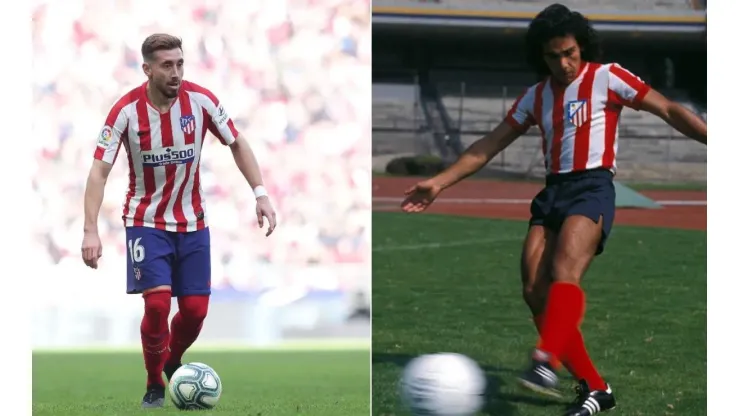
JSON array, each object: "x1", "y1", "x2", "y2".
[
  {"x1": 168, "y1": 295, "x2": 209, "y2": 365},
  {"x1": 141, "y1": 290, "x2": 172, "y2": 388},
  {"x1": 536, "y1": 282, "x2": 585, "y2": 362},
  {"x1": 563, "y1": 324, "x2": 608, "y2": 391},
  {"x1": 537, "y1": 313, "x2": 606, "y2": 389}
]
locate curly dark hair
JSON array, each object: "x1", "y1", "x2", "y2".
[{"x1": 525, "y1": 4, "x2": 603, "y2": 79}]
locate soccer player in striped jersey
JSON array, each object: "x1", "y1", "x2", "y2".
[
  {"x1": 80, "y1": 34, "x2": 277, "y2": 408},
  {"x1": 401, "y1": 4, "x2": 706, "y2": 415}
]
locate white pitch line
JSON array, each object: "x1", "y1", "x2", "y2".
[
  {"x1": 654, "y1": 200, "x2": 706, "y2": 206},
  {"x1": 373, "y1": 237, "x2": 521, "y2": 252},
  {"x1": 373, "y1": 197, "x2": 706, "y2": 206}
]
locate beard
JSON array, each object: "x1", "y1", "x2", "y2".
[{"x1": 159, "y1": 83, "x2": 179, "y2": 99}]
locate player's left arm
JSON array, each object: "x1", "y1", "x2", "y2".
[
  {"x1": 228, "y1": 134, "x2": 266, "y2": 194},
  {"x1": 608, "y1": 63, "x2": 706, "y2": 144},
  {"x1": 639, "y1": 89, "x2": 707, "y2": 145},
  {"x1": 229, "y1": 135, "x2": 277, "y2": 236},
  {"x1": 201, "y1": 92, "x2": 277, "y2": 236}
]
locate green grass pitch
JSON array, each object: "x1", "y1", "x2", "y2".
[
  {"x1": 372, "y1": 212, "x2": 706, "y2": 416},
  {"x1": 33, "y1": 348, "x2": 370, "y2": 415}
]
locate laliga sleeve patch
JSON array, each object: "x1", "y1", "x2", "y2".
[
  {"x1": 98, "y1": 125, "x2": 113, "y2": 148},
  {"x1": 215, "y1": 104, "x2": 229, "y2": 126}
]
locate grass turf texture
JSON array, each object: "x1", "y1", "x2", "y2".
[
  {"x1": 33, "y1": 350, "x2": 369, "y2": 415},
  {"x1": 372, "y1": 212, "x2": 706, "y2": 416}
]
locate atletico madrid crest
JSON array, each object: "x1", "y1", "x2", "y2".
[
  {"x1": 567, "y1": 99, "x2": 589, "y2": 127},
  {"x1": 180, "y1": 115, "x2": 196, "y2": 134}
]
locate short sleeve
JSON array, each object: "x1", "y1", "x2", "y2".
[
  {"x1": 504, "y1": 87, "x2": 536, "y2": 132},
  {"x1": 93, "y1": 105, "x2": 128, "y2": 164},
  {"x1": 185, "y1": 82, "x2": 240, "y2": 146},
  {"x1": 205, "y1": 99, "x2": 239, "y2": 146},
  {"x1": 607, "y1": 63, "x2": 651, "y2": 110}
]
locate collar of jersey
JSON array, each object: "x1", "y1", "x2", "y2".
[{"x1": 142, "y1": 81, "x2": 180, "y2": 114}]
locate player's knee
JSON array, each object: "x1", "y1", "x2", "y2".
[
  {"x1": 520, "y1": 264, "x2": 539, "y2": 298},
  {"x1": 178, "y1": 295, "x2": 209, "y2": 322},
  {"x1": 143, "y1": 292, "x2": 172, "y2": 319},
  {"x1": 550, "y1": 262, "x2": 582, "y2": 284},
  {"x1": 522, "y1": 280, "x2": 537, "y2": 298},
  {"x1": 522, "y1": 283, "x2": 548, "y2": 314},
  {"x1": 522, "y1": 288, "x2": 539, "y2": 313}
]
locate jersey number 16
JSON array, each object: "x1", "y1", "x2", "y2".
[{"x1": 128, "y1": 237, "x2": 146, "y2": 264}]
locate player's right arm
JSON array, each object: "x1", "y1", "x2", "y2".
[
  {"x1": 431, "y1": 121, "x2": 526, "y2": 190},
  {"x1": 401, "y1": 89, "x2": 534, "y2": 212},
  {"x1": 83, "y1": 160, "x2": 114, "y2": 233},
  {"x1": 82, "y1": 107, "x2": 127, "y2": 269}
]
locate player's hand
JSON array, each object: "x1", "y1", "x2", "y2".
[
  {"x1": 401, "y1": 179, "x2": 443, "y2": 213},
  {"x1": 256, "y1": 196, "x2": 277, "y2": 237},
  {"x1": 81, "y1": 231, "x2": 103, "y2": 269}
]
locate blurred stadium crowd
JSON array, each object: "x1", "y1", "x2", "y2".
[{"x1": 31, "y1": 0, "x2": 371, "y2": 293}]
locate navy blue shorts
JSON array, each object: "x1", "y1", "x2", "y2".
[
  {"x1": 529, "y1": 168, "x2": 616, "y2": 255},
  {"x1": 125, "y1": 227, "x2": 211, "y2": 296}
]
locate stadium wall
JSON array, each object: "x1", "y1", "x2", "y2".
[{"x1": 32, "y1": 262, "x2": 370, "y2": 350}]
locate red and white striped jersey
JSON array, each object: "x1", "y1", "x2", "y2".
[
  {"x1": 505, "y1": 62, "x2": 650, "y2": 175},
  {"x1": 93, "y1": 80, "x2": 240, "y2": 231}
]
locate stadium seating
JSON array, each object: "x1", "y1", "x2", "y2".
[
  {"x1": 372, "y1": 84, "x2": 419, "y2": 130},
  {"x1": 436, "y1": 88, "x2": 705, "y2": 139},
  {"x1": 373, "y1": 79, "x2": 705, "y2": 183}
]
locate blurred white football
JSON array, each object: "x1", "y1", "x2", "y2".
[{"x1": 400, "y1": 353, "x2": 486, "y2": 416}]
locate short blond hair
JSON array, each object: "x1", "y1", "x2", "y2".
[{"x1": 141, "y1": 33, "x2": 183, "y2": 62}]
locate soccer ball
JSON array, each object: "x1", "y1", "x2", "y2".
[
  {"x1": 399, "y1": 353, "x2": 486, "y2": 416},
  {"x1": 168, "y1": 362, "x2": 222, "y2": 410}
]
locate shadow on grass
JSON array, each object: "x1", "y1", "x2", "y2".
[{"x1": 373, "y1": 352, "x2": 565, "y2": 416}]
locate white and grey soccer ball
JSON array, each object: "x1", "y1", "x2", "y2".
[
  {"x1": 168, "y1": 362, "x2": 222, "y2": 410},
  {"x1": 400, "y1": 353, "x2": 487, "y2": 416}
]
